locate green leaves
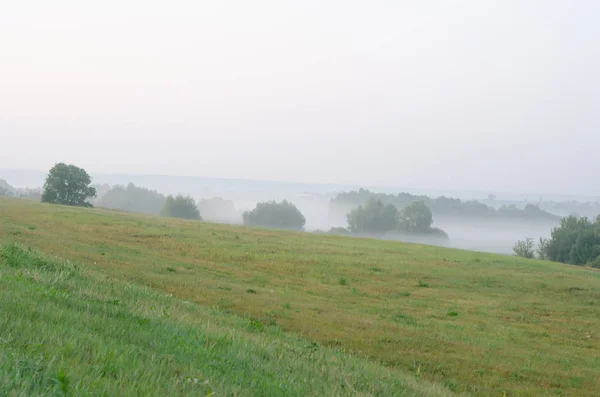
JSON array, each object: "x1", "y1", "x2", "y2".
[{"x1": 41, "y1": 163, "x2": 96, "y2": 207}]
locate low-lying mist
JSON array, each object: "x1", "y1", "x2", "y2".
[{"x1": 0, "y1": 170, "x2": 582, "y2": 256}]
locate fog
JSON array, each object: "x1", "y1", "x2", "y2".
[
  {"x1": 0, "y1": 169, "x2": 581, "y2": 255},
  {"x1": 2, "y1": 1, "x2": 600, "y2": 196},
  {"x1": 2, "y1": 2, "x2": 600, "y2": 254}
]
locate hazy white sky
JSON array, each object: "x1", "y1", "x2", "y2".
[{"x1": 1, "y1": 1, "x2": 599, "y2": 194}]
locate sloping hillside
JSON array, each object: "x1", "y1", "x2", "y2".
[{"x1": 1, "y1": 198, "x2": 599, "y2": 396}]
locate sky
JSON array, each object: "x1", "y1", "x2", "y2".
[{"x1": 1, "y1": 1, "x2": 599, "y2": 195}]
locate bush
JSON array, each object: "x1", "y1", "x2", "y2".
[
  {"x1": 160, "y1": 195, "x2": 202, "y2": 220},
  {"x1": 513, "y1": 237, "x2": 535, "y2": 259},
  {"x1": 397, "y1": 201, "x2": 433, "y2": 234},
  {"x1": 242, "y1": 200, "x2": 306, "y2": 230},
  {"x1": 329, "y1": 227, "x2": 352, "y2": 236},
  {"x1": 347, "y1": 198, "x2": 398, "y2": 234},
  {"x1": 539, "y1": 216, "x2": 600, "y2": 265}
]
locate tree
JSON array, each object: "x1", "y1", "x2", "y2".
[
  {"x1": 242, "y1": 200, "x2": 306, "y2": 230},
  {"x1": 397, "y1": 201, "x2": 433, "y2": 234},
  {"x1": 536, "y1": 237, "x2": 550, "y2": 260},
  {"x1": 160, "y1": 195, "x2": 201, "y2": 220},
  {"x1": 41, "y1": 163, "x2": 96, "y2": 207},
  {"x1": 100, "y1": 183, "x2": 166, "y2": 215},
  {"x1": 513, "y1": 237, "x2": 535, "y2": 259},
  {"x1": 535, "y1": 215, "x2": 600, "y2": 266},
  {"x1": 346, "y1": 198, "x2": 398, "y2": 234}
]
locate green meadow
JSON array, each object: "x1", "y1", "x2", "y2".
[{"x1": 1, "y1": 198, "x2": 599, "y2": 396}]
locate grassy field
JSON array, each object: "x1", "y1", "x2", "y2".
[{"x1": 1, "y1": 198, "x2": 600, "y2": 396}]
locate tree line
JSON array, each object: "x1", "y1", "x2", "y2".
[
  {"x1": 330, "y1": 188, "x2": 560, "y2": 221},
  {"x1": 28, "y1": 163, "x2": 308, "y2": 230}
]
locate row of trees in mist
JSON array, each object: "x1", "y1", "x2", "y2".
[
  {"x1": 514, "y1": 215, "x2": 600, "y2": 268},
  {"x1": 0, "y1": 179, "x2": 42, "y2": 201},
  {"x1": 27, "y1": 163, "x2": 308, "y2": 231},
  {"x1": 330, "y1": 188, "x2": 560, "y2": 222}
]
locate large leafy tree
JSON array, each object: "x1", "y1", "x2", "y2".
[
  {"x1": 160, "y1": 195, "x2": 202, "y2": 220},
  {"x1": 41, "y1": 163, "x2": 97, "y2": 207},
  {"x1": 243, "y1": 200, "x2": 306, "y2": 230}
]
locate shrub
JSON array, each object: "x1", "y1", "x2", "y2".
[
  {"x1": 397, "y1": 201, "x2": 433, "y2": 234},
  {"x1": 346, "y1": 198, "x2": 398, "y2": 234},
  {"x1": 513, "y1": 237, "x2": 535, "y2": 259},
  {"x1": 160, "y1": 195, "x2": 202, "y2": 220},
  {"x1": 242, "y1": 200, "x2": 306, "y2": 230}
]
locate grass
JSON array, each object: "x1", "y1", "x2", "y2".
[
  {"x1": 0, "y1": 243, "x2": 444, "y2": 396},
  {"x1": 2, "y1": 198, "x2": 600, "y2": 395}
]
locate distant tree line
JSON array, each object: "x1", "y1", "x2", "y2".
[
  {"x1": 514, "y1": 215, "x2": 600, "y2": 268},
  {"x1": 0, "y1": 179, "x2": 42, "y2": 201},
  {"x1": 330, "y1": 188, "x2": 559, "y2": 222}
]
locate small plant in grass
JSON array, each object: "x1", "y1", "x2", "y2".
[
  {"x1": 339, "y1": 277, "x2": 348, "y2": 286},
  {"x1": 447, "y1": 310, "x2": 459, "y2": 317},
  {"x1": 513, "y1": 237, "x2": 535, "y2": 259},
  {"x1": 246, "y1": 288, "x2": 257, "y2": 294},
  {"x1": 418, "y1": 280, "x2": 429, "y2": 288}
]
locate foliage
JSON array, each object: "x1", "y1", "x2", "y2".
[
  {"x1": 534, "y1": 216, "x2": 600, "y2": 266},
  {"x1": 41, "y1": 163, "x2": 97, "y2": 207},
  {"x1": 513, "y1": 237, "x2": 535, "y2": 259},
  {"x1": 161, "y1": 195, "x2": 202, "y2": 220},
  {"x1": 536, "y1": 238, "x2": 550, "y2": 260},
  {"x1": 346, "y1": 199, "x2": 447, "y2": 238},
  {"x1": 100, "y1": 183, "x2": 166, "y2": 215},
  {"x1": 330, "y1": 188, "x2": 559, "y2": 221},
  {"x1": 242, "y1": 200, "x2": 306, "y2": 230},
  {"x1": 397, "y1": 201, "x2": 433, "y2": 234},
  {"x1": 346, "y1": 198, "x2": 398, "y2": 234}
]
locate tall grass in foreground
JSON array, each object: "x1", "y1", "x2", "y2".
[{"x1": 0, "y1": 243, "x2": 448, "y2": 396}]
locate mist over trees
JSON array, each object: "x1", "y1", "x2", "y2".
[
  {"x1": 160, "y1": 195, "x2": 202, "y2": 220},
  {"x1": 41, "y1": 163, "x2": 96, "y2": 207},
  {"x1": 197, "y1": 197, "x2": 239, "y2": 223},
  {"x1": 330, "y1": 188, "x2": 560, "y2": 222},
  {"x1": 347, "y1": 198, "x2": 398, "y2": 234},
  {"x1": 0, "y1": 179, "x2": 42, "y2": 201},
  {"x1": 243, "y1": 200, "x2": 306, "y2": 230},
  {"x1": 100, "y1": 183, "x2": 166, "y2": 215},
  {"x1": 345, "y1": 198, "x2": 448, "y2": 239},
  {"x1": 0, "y1": 179, "x2": 14, "y2": 197}
]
